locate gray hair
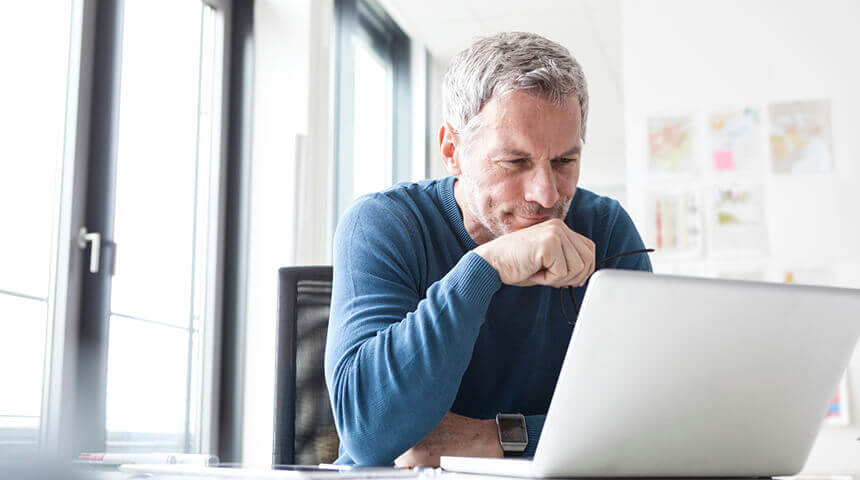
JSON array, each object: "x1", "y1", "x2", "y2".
[{"x1": 443, "y1": 31, "x2": 589, "y2": 142}]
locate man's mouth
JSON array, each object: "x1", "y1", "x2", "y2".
[{"x1": 515, "y1": 214, "x2": 551, "y2": 224}]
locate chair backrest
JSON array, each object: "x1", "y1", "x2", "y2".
[{"x1": 273, "y1": 266, "x2": 338, "y2": 465}]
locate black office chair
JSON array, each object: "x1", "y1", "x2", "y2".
[{"x1": 273, "y1": 266, "x2": 339, "y2": 465}]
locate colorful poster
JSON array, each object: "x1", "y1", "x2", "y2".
[
  {"x1": 647, "y1": 116, "x2": 694, "y2": 175},
  {"x1": 768, "y1": 100, "x2": 833, "y2": 174},
  {"x1": 646, "y1": 191, "x2": 703, "y2": 256},
  {"x1": 708, "y1": 108, "x2": 761, "y2": 173},
  {"x1": 708, "y1": 186, "x2": 768, "y2": 255},
  {"x1": 824, "y1": 374, "x2": 850, "y2": 426}
]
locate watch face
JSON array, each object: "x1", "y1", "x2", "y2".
[{"x1": 498, "y1": 415, "x2": 527, "y2": 444}]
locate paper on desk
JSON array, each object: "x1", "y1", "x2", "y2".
[
  {"x1": 118, "y1": 464, "x2": 420, "y2": 479},
  {"x1": 77, "y1": 452, "x2": 219, "y2": 466}
]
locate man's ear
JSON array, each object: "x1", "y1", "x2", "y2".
[{"x1": 439, "y1": 123, "x2": 461, "y2": 176}]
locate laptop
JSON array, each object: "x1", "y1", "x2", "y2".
[{"x1": 441, "y1": 270, "x2": 860, "y2": 478}]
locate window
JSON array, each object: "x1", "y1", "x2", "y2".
[
  {"x1": 351, "y1": 36, "x2": 393, "y2": 199},
  {"x1": 104, "y1": 0, "x2": 225, "y2": 453},
  {"x1": 0, "y1": 0, "x2": 236, "y2": 457},
  {"x1": 333, "y1": 0, "x2": 412, "y2": 224},
  {"x1": 0, "y1": 1, "x2": 75, "y2": 452}
]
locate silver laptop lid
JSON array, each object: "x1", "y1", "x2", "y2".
[{"x1": 534, "y1": 270, "x2": 860, "y2": 477}]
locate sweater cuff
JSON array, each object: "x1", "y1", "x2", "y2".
[
  {"x1": 523, "y1": 414, "x2": 545, "y2": 458},
  {"x1": 441, "y1": 251, "x2": 502, "y2": 310}
]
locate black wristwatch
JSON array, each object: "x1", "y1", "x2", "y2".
[{"x1": 495, "y1": 413, "x2": 527, "y2": 457}]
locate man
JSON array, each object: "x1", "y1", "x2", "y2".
[{"x1": 325, "y1": 31, "x2": 651, "y2": 467}]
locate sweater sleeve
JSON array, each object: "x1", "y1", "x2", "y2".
[
  {"x1": 324, "y1": 196, "x2": 502, "y2": 465},
  {"x1": 523, "y1": 414, "x2": 545, "y2": 457}
]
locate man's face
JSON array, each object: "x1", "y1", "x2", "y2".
[{"x1": 451, "y1": 90, "x2": 582, "y2": 243}]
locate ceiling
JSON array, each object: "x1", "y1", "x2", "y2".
[{"x1": 375, "y1": 0, "x2": 621, "y2": 74}]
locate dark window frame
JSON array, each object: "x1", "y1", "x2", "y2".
[{"x1": 332, "y1": 0, "x2": 412, "y2": 229}]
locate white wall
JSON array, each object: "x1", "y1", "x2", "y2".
[
  {"x1": 426, "y1": 55, "x2": 447, "y2": 179},
  {"x1": 245, "y1": 0, "x2": 333, "y2": 465},
  {"x1": 621, "y1": 0, "x2": 860, "y2": 472}
]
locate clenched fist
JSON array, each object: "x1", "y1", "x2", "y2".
[{"x1": 474, "y1": 219, "x2": 595, "y2": 288}]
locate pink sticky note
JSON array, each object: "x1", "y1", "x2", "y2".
[{"x1": 713, "y1": 150, "x2": 736, "y2": 170}]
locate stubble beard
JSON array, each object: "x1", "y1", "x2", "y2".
[{"x1": 461, "y1": 176, "x2": 574, "y2": 240}]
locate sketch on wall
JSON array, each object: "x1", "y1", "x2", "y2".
[
  {"x1": 647, "y1": 116, "x2": 694, "y2": 175},
  {"x1": 708, "y1": 108, "x2": 762, "y2": 173},
  {"x1": 707, "y1": 186, "x2": 768, "y2": 255},
  {"x1": 645, "y1": 191, "x2": 703, "y2": 256},
  {"x1": 768, "y1": 99, "x2": 833, "y2": 174}
]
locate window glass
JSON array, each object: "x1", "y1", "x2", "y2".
[
  {"x1": 351, "y1": 35, "x2": 393, "y2": 199},
  {"x1": 0, "y1": 1, "x2": 74, "y2": 450},
  {"x1": 334, "y1": 0, "x2": 411, "y2": 224},
  {"x1": 106, "y1": 0, "x2": 222, "y2": 452}
]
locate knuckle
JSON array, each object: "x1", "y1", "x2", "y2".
[
  {"x1": 540, "y1": 232, "x2": 560, "y2": 249},
  {"x1": 543, "y1": 219, "x2": 562, "y2": 233},
  {"x1": 541, "y1": 227, "x2": 558, "y2": 240}
]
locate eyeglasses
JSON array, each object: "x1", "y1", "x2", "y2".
[{"x1": 559, "y1": 248, "x2": 654, "y2": 326}]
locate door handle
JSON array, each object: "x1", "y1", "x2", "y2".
[{"x1": 77, "y1": 227, "x2": 102, "y2": 274}]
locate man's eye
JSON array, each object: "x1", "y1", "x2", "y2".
[
  {"x1": 505, "y1": 158, "x2": 525, "y2": 166},
  {"x1": 557, "y1": 157, "x2": 578, "y2": 164}
]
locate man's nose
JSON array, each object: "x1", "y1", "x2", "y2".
[{"x1": 524, "y1": 164, "x2": 559, "y2": 209}]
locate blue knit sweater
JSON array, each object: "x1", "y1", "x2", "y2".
[{"x1": 325, "y1": 176, "x2": 652, "y2": 465}]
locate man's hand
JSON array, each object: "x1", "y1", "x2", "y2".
[
  {"x1": 394, "y1": 412, "x2": 503, "y2": 467},
  {"x1": 474, "y1": 219, "x2": 595, "y2": 288}
]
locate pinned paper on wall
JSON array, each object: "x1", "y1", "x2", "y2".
[
  {"x1": 823, "y1": 374, "x2": 850, "y2": 426},
  {"x1": 768, "y1": 100, "x2": 833, "y2": 174},
  {"x1": 708, "y1": 108, "x2": 761, "y2": 173},
  {"x1": 708, "y1": 186, "x2": 768, "y2": 255},
  {"x1": 645, "y1": 191, "x2": 703, "y2": 256},
  {"x1": 782, "y1": 267, "x2": 831, "y2": 287},
  {"x1": 713, "y1": 151, "x2": 736, "y2": 171},
  {"x1": 647, "y1": 116, "x2": 694, "y2": 175}
]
